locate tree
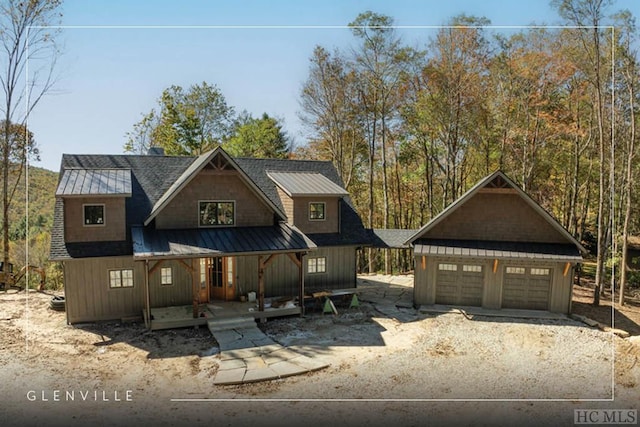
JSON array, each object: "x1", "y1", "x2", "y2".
[
  {"x1": 0, "y1": 0, "x2": 61, "y2": 282},
  {"x1": 225, "y1": 112, "x2": 290, "y2": 158},
  {"x1": 299, "y1": 46, "x2": 366, "y2": 189},
  {"x1": 125, "y1": 82, "x2": 235, "y2": 155},
  {"x1": 553, "y1": 0, "x2": 613, "y2": 305}
]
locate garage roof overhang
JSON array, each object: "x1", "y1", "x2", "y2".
[{"x1": 414, "y1": 239, "x2": 583, "y2": 263}]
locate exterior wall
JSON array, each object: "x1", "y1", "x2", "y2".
[
  {"x1": 63, "y1": 256, "x2": 145, "y2": 324},
  {"x1": 235, "y1": 247, "x2": 357, "y2": 298},
  {"x1": 291, "y1": 197, "x2": 340, "y2": 234},
  {"x1": 277, "y1": 187, "x2": 294, "y2": 224},
  {"x1": 422, "y1": 191, "x2": 570, "y2": 244},
  {"x1": 63, "y1": 196, "x2": 126, "y2": 243},
  {"x1": 148, "y1": 259, "x2": 193, "y2": 308},
  {"x1": 155, "y1": 170, "x2": 274, "y2": 229},
  {"x1": 412, "y1": 255, "x2": 575, "y2": 314},
  {"x1": 304, "y1": 246, "x2": 356, "y2": 290}
]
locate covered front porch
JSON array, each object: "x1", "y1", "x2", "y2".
[
  {"x1": 132, "y1": 223, "x2": 317, "y2": 330},
  {"x1": 144, "y1": 300, "x2": 302, "y2": 330}
]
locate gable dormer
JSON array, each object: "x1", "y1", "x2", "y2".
[
  {"x1": 145, "y1": 148, "x2": 284, "y2": 229},
  {"x1": 267, "y1": 171, "x2": 348, "y2": 234},
  {"x1": 56, "y1": 168, "x2": 131, "y2": 243}
]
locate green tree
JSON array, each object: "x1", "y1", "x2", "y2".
[
  {"x1": 125, "y1": 82, "x2": 235, "y2": 155},
  {"x1": 0, "y1": 0, "x2": 60, "y2": 279},
  {"x1": 225, "y1": 112, "x2": 290, "y2": 158}
]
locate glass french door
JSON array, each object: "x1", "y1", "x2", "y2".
[{"x1": 203, "y1": 257, "x2": 236, "y2": 301}]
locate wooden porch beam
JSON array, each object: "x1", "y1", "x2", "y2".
[
  {"x1": 297, "y1": 252, "x2": 305, "y2": 316},
  {"x1": 563, "y1": 262, "x2": 571, "y2": 277},
  {"x1": 262, "y1": 254, "x2": 278, "y2": 269},
  {"x1": 287, "y1": 252, "x2": 301, "y2": 268},
  {"x1": 421, "y1": 256, "x2": 426, "y2": 270},
  {"x1": 178, "y1": 259, "x2": 196, "y2": 273},
  {"x1": 493, "y1": 259, "x2": 499, "y2": 273},
  {"x1": 148, "y1": 259, "x2": 166, "y2": 276}
]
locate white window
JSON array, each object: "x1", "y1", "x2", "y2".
[
  {"x1": 309, "y1": 202, "x2": 326, "y2": 221},
  {"x1": 199, "y1": 201, "x2": 235, "y2": 226},
  {"x1": 506, "y1": 267, "x2": 525, "y2": 275},
  {"x1": 463, "y1": 265, "x2": 482, "y2": 273},
  {"x1": 438, "y1": 263, "x2": 457, "y2": 271},
  {"x1": 83, "y1": 204, "x2": 105, "y2": 226},
  {"x1": 161, "y1": 267, "x2": 172, "y2": 285},
  {"x1": 109, "y1": 269, "x2": 134, "y2": 288},
  {"x1": 531, "y1": 268, "x2": 550, "y2": 276},
  {"x1": 308, "y1": 257, "x2": 327, "y2": 274}
]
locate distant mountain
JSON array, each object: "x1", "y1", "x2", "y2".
[{"x1": 6, "y1": 165, "x2": 58, "y2": 236}]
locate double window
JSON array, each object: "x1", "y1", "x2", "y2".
[
  {"x1": 199, "y1": 201, "x2": 235, "y2": 226},
  {"x1": 308, "y1": 257, "x2": 326, "y2": 274},
  {"x1": 109, "y1": 269, "x2": 134, "y2": 288},
  {"x1": 83, "y1": 204, "x2": 105, "y2": 226},
  {"x1": 309, "y1": 202, "x2": 325, "y2": 221}
]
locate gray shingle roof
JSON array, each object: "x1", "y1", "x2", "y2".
[
  {"x1": 267, "y1": 171, "x2": 348, "y2": 197},
  {"x1": 369, "y1": 229, "x2": 418, "y2": 249},
  {"x1": 50, "y1": 151, "x2": 368, "y2": 260}
]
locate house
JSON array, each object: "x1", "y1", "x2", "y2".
[
  {"x1": 405, "y1": 171, "x2": 586, "y2": 314},
  {"x1": 49, "y1": 147, "x2": 369, "y2": 327},
  {"x1": 626, "y1": 236, "x2": 640, "y2": 271}
]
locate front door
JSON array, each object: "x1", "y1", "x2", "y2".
[{"x1": 207, "y1": 257, "x2": 236, "y2": 301}]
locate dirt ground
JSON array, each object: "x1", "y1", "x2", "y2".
[{"x1": 1, "y1": 275, "x2": 639, "y2": 427}]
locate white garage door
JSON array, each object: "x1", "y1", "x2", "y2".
[
  {"x1": 435, "y1": 263, "x2": 484, "y2": 306},
  {"x1": 502, "y1": 266, "x2": 551, "y2": 310}
]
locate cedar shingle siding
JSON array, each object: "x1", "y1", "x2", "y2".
[{"x1": 408, "y1": 171, "x2": 584, "y2": 314}]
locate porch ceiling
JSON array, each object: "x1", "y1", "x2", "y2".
[
  {"x1": 131, "y1": 223, "x2": 316, "y2": 260},
  {"x1": 413, "y1": 239, "x2": 583, "y2": 262}
]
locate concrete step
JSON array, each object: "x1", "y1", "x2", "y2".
[{"x1": 208, "y1": 316, "x2": 256, "y2": 332}]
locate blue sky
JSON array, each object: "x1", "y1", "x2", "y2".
[{"x1": 28, "y1": 0, "x2": 640, "y2": 171}]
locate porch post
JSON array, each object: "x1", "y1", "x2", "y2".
[
  {"x1": 144, "y1": 260, "x2": 151, "y2": 329},
  {"x1": 192, "y1": 258, "x2": 198, "y2": 318},
  {"x1": 258, "y1": 255, "x2": 265, "y2": 313},
  {"x1": 298, "y1": 252, "x2": 305, "y2": 316}
]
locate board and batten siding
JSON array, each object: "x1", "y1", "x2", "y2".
[
  {"x1": 234, "y1": 247, "x2": 357, "y2": 298},
  {"x1": 304, "y1": 246, "x2": 356, "y2": 291},
  {"x1": 412, "y1": 256, "x2": 574, "y2": 314},
  {"x1": 148, "y1": 259, "x2": 194, "y2": 308},
  {"x1": 63, "y1": 256, "x2": 145, "y2": 324}
]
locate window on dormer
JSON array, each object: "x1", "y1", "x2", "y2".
[
  {"x1": 84, "y1": 204, "x2": 105, "y2": 226},
  {"x1": 199, "y1": 201, "x2": 235, "y2": 226},
  {"x1": 309, "y1": 202, "x2": 325, "y2": 221}
]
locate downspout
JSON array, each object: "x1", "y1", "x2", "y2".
[{"x1": 144, "y1": 259, "x2": 151, "y2": 329}]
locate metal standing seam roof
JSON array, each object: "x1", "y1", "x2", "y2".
[
  {"x1": 267, "y1": 171, "x2": 349, "y2": 197},
  {"x1": 413, "y1": 239, "x2": 583, "y2": 262},
  {"x1": 131, "y1": 223, "x2": 317, "y2": 260},
  {"x1": 55, "y1": 169, "x2": 132, "y2": 196}
]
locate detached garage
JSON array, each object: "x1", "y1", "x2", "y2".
[{"x1": 406, "y1": 171, "x2": 585, "y2": 314}]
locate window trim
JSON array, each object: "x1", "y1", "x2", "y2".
[
  {"x1": 309, "y1": 202, "x2": 326, "y2": 221},
  {"x1": 198, "y1": 200, "x2": 236, "y2": 227},
  {"x1": 307, "y1": 257, "x2": 327, "y2": 274},
  {"x1": 109, "y1": 268, "x2": 134, "y2": 289},
  {"x1": 438, "y1": 263, "x2": 458, "y2": 271},
  {"x1": 506, "y1": 266, "x2": 526, "y2": 275},
  {"x1": 160, "y1": 267, "x2": 173, "y2": 286},
  {"x1": 83, "y1": 204, "x2": 105, "y2": 227}
]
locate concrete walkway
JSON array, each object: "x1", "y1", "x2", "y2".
[{"x1": 211, "y1": 325, "x2": 329, "y2": 385}]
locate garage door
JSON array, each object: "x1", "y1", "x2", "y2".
[
  {"x1": 435, "y1": 263, "x2": 484, "y2": 306},
  {"x1": 502, "y1": 266, "x2": 551, "y2": 310}
]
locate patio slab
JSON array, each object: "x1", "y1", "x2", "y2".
[{"x1": 210, "y1": 323, "x2": 329, "y2": 385}]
